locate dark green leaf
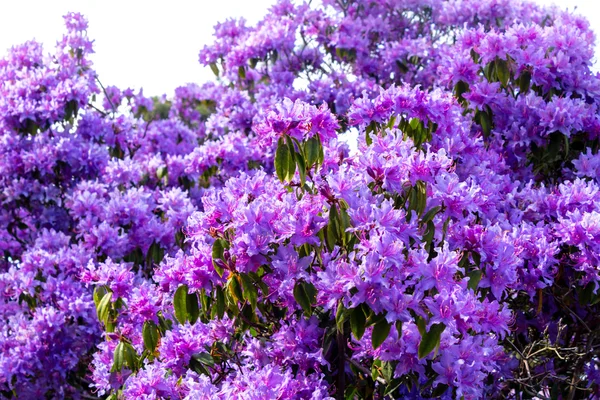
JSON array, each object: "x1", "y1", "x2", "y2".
[
  {"x1": 395, "y1": 321, "x2": 403, "y2": 338},
  {"x1": 328, "y1": 205, "x2": 340, "y2": 242},
  {"x1": 305, "y1": 136, "x2": 320, "y2": 167},
  {"x1": 240, "y1": 273, "x2": 258, "y2": 311},
  {"x1": 372, "y1": 319, "x2": 391, "y2": 349},
  {"x1": 472, "y1": 251, "x2": 481, "y2": 266},
  {"x1": 421, "y1": 206, "x2": 441, "y2": 225},
  {"x1": 122, "y1": 342, "x2": 138, "y2": 371},
  {"x1": 580, "y1": 282, "x2": 596, "y2": 305},
  {"x1": 228, "y1": 275, "x2": 244, "y2": 303},
  {"x1": 111, "y1": 342, "x2": 124, "y2": 372},
  {"x1": 93, "y1": 286, "x2": 109, "y2": 308},
  {"x1": 293, "y1": 281, "x2": 316, "y2": 316},
  {"x1": 173, "y1": 285, "x2": 188, "y2": 324},
  {"x1": 475, "y1": 109, "x2": 492, "y2": 137},
  {"x1": 350, "y1": 305, "x2": 367, "y2": 340},
  {"x1": 317, "y1": 133, "x2": 324, "y2": 166},
  {"x1": 296, "y1": 150, "x2": 306, "y2": 185},
  {"x1": 519, "y1": 70, "x2": 531, "y2": 94},
  {"x1": 418, "y1": 323, "x2": 446, "y2": 359},
  {"x1": 215, "y1": 286, "x2": 225, "y2": 319},
  {"x1": 211, "y1": 239, "x2": 228, "y2": 277},
  {"x1": 142, "y1": 320, "x2": 160, "y2": 352},
  {"x1": 495, "y1": 58, "x2": 510, "y2": 87},
  {"x1": 209, "y1": 63, "x2": 219, "y2": 77},
  {"x1": 454, "y1": 80, "x2": 470, "y2": 105},
  {"x1": 415, "y1": 315, "x2": 426, "y2": 336},
  {"x1": 275, "y1": 137, "x2": 291, "y2": 182},
  {"x1": 192, "y1": 352, "x2": 215, "y2": 367},
  {"x1": 371, "y1": 358, "x2": 382, "y2": 381},
  {"x1": 96, "y1": 292, "x2": 113, "y2": 325},
  {"x1": 382, "y1": 361, "x2": 394, "y2": 382},
  {"x1": 432, "y1": 383, "x2": 450, "y2": 397},
  {"x1": 467, "y1": 270, "x2": 482, "y2": 290},
  {"x1": 187, "y1": 291, "x2": 200, "y2": 325},
  {"x1": 284, "y1": 136, "x2": 297, "y2": 182},
  {"x1": 409, "y1": 117, "x2": 421, "y2": 131},
  {"x1": 336, "y1": 301, "x2": 347, "y2": 332},
  {"x1": 325, "y1": 225, "x2": 336, "y2": 252},
  {"x1": 384, "y1": 378, "x2": 403, "y2": 395}
]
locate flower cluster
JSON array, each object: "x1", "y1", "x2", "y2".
[{"x1": 2, "y1": 1, "x2": 600, "y2": 400}]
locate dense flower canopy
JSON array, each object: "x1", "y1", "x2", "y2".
[{"x1": 2, "y1": 1, "x2": 600, "y2": 399}]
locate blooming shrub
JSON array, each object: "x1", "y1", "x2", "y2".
[{"x1": 2, "y1": 1, "x2": 600, "y2": 399}]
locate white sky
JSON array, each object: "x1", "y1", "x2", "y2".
[{"x1": 0, "y1": 0, "x2": 597, "y2": 96}]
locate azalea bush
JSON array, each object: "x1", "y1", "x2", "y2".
[{"x1": 2, "y1": 0, "x2": 600, "y2": 399}]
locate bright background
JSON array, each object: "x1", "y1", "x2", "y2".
[{"x1": 0, "y1": 0, "x2": 597, "y2": 96}]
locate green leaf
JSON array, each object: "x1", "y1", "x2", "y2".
[
  {"x1": 350, "y1": 305, "x2": 367, "y2": 340},
  {"x1": 189, "y1": 356, "x2": 210, "y2": 376},
  {"x1": 484, "y1": 59, "x2": 496, "y2": 82},
  {"x1": 156, "y1": 165, "x2": 168, "y2": 180},
  {"x1": 336, "y1": 301, "x2": 347, "y2": 332},
  {"x1": 384, "y1": 378, "x2": 403, "y2": 396},
  {"x1": 173, "y1": 285, "x2": 188, "y2": 324},
  {"x1": 371, "y1": 358, "x2": 382, "y2": 381},
  {"x1": 372, "y1": 319, "x2": 391, "y2": 349},
  {"x1": 111, "y1": 342, "x2": 125, "y2": 372},
  {"x1": 579, "y1": 282, "x2": 596, "y2": 305},
  {"x1": 209, "y1": 63, "x2": 219, "y2": 77},
  {"x1": 187, "y1": 291, "x2": 200, "y2": 325},
  {"x1": 142, "y1": 320, "x2": 160, "y2": 352},
  {"x1": 328, "y1": 205, "x2": 340, "y2": 242},
  {"x1": 228, "y1": 275, "x2": 244, "y2": 303},
  {"x1": 418, "y1": 323, "x2": 446, "y2": 359},
  {"x1": 284, "y1": 136, "x2": 297, "y2": 181},
  {"x1": 432, "y1": 383, "x2": 450, "y2": 397},
  {"x1": 339, "y1": 207, "x2": 351, "y2": 246},
  {"x1": 475, "y1": 109, "x2": 492, "y2": 137},
  {"x1": 122, "y1": 342, "x2": 139, "y2": 371},
  {"x1": 365, "y1": 128, "x2": 373, "y2": 146},
  {"x1": 192, "y1": 352, "x2": 215, "y2": 367},
  {"x1": 146, "y1": 241, "x2": 165, "y2": 267},
  {"x1": 409, "y1": 117, "x2": 421, "y2": 131},
  {"x1": 211, "y1": 239, "x2": 228, "y2": 277},
  {"x1": 96, "y1": 292, "x2": 113, "y2": 325},
  {"x1": 295, "y1": 150, "x2": 306, "y2": 185},
  {"x1": 519, "y1": 70, "x2": 531, "y2": 94},
  {"x1": 454, "y1": 80, "x2": 470, "y2": 105},
  {"x1": 421, "y1": 206, "x2": 441, "y2": 225},
  {"x1": 395, "y1": 321, "x2": 403, "y2": 338},
  {"x1": 496, "y1": 58, "x2": 510, "y2": 87},
  {"x1": 415, "y1": 181, "x2": 427, "y2": 216},
  {"x1": 200, "y1": 289, "x2": 210, "y2": 316},
  {"x1": 382, "y1": 361, "x2": 394, "y2": 382},
  {"x1": 238, "y1": 65, "x2": 246, "y2": 79},
  {"x1": 467, "y1": 270, "x2": 483, "y2": 290},
  {"x1": 293, "y1": 281, "x2": 316, "y2": 316},
  {"x1": 275, "y1": 137, "x2": 291, "y2": 182},
  {"x1": 422, "y1": 220, "x2": 435, "y2": 247},
  {"x1": 324, "y1": 225, "x2": 336, "y2": 252},
  {"x1": 415, "y1": 315, "x2": 426, "y2": 336},
  {"x1": 240, "y1": 273, "x2": 258, "y2": 311},
  {"x1": 305, "y1": 136, "x2": 320, "y2": 167},
  {"x1": 93, "y1": 286, "x2": 109, "y2": 308},
  {"x1": 215, "y1": 286, "x2": 225, "y2": 319},
  {"x1": 224, "y1": 292, "x2": 239, "y2": 316},
  {"x1": 317, "y1": 133, "x2": 325, "y2": 166},
  {"x1": 472, "y1": 251, "x2": 481, "y2": 266}
]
